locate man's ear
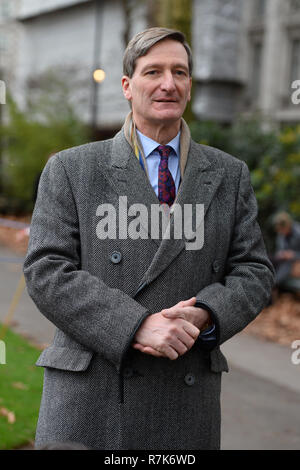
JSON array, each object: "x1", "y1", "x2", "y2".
[{"x1": 121, "y1": 76, "x2": 132, "y2": 101}]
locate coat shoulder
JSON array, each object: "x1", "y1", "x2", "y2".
[
  {"x1": 55, "y1": 138, "x2": 114, "y2": 169},
  {"x1": 191, "y1": 140, "x2": 247, "y2": 172}
]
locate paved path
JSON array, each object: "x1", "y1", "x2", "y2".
[
  {"x1": 1, "y1": 244, "x2": 300, "y2": 450},
  {"x1": 221, "y1": 335, "x2": 300, "y2": 449},
  {"x1": 0, "y1": 245, "x2": 55, "y2": 347}
]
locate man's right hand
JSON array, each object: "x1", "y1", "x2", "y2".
[{"x1": 132, "y1": 312, "x2": 200, "y2": 360}]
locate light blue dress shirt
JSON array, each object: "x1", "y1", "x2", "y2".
[
  {"x1": 136, "y1": 129, "x2": 181, "y2": 196},
  {"x1": 136, "y1": 129, "x2": 216, "y2": 342}
]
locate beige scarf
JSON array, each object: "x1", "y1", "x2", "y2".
[{"x1": 123, "y1": 111, "x2": 191, "y2": 181}]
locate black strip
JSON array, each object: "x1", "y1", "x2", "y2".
[{"x1": 195, "y1": 301, "x2": 220, "y2": 348}]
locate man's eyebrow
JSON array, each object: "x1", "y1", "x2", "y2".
[
  {"x1": 140, "y1": 63, "x2": 189, "y2": 73},
  {"x1": 140, "y1": 63, "x2": 163, "y2": 73},
  {"x1": 172, "y1": 63, "x2": 189, "y2": 70}
]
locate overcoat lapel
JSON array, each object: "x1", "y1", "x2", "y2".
[
  {"x1": 98, "y1": 131, "x2": 224, "y2": 290},
  {"x1": 98, "y1": 130, "x2": 161, "y2": 246}
]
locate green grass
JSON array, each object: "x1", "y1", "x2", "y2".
[{"x1": 0, "y1": 325, "x2": 44, "y2": 449}]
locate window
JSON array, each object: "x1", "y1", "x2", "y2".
[
  {"x1": 0, "y1": 34, "x2": 7, "y2": 52},
  {"x1": 290, "y1": 38, "x2": 300, "y2": 83},
  {"x1": 250, "y1": 41, "x2": 263, "y2": 104},
  {"x1": 290, "y1": 0, "x2": 300, "y2": 13},
  {"x1": 0, "y1": 33, "x2": 7, "y2": 68},
  {"x1": 0, "y1": 0, "x2": 11, "y2": 19},
  {"x1": 253, "y1": 0, "x2": 267, "y2": 20}
]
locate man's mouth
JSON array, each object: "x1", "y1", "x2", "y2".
[{"x1": 154, "y1": 99, "x2": 177, "y2": 103}]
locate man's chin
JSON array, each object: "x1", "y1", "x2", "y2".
[{"x1": 151, "y1": 109, "x2": 183, "y2": 123}]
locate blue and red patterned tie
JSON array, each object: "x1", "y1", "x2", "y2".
[{"x1": 157, "y1": 145, "x2": 176, "y2": 207}]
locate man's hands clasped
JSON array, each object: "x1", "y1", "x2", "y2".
[{"x1": 132, "y1": 297, "x2": 212, "y2": 360}]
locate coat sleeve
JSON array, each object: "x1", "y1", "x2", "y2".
[
  {"x1": 195, "y1": 161, "x2": 275, "y2": 346},
  {"x1": 23, "y1": 154, "x2": 150, "y2": 372}
]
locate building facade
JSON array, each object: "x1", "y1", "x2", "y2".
[
  {"x1": 0, "y1": 0, "x2": 21, "y2": 87},
  {"x1": 2, "y1": 0, "x2": 300, "y2": 133}
]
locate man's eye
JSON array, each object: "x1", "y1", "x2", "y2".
[
  {"x1": 175, "y1": 70, "x2": 186, "y2": 76},
  {"x1": 147, "y1": 70, "x2": 157, "y2": 75}
]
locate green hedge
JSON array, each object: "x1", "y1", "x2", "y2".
[
  {"x1": 0, "y1": 94, "x2": 89, "y2": 213},
  {"x1": 190, "y1": 119, "x2": 300, "y2": 252}
]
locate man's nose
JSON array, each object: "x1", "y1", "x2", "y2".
[{"x1": 160, "y1": 71, "x2": 176, "y2": 92}]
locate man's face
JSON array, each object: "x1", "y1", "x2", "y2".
[
  {"x1": 276, "y1": 223, "x2": 291, "y2": 236},
  {"x1": 122, "y1": 39, "x2": 192, "y2": 129}
]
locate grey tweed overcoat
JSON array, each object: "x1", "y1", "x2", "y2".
[{"x1": 23, "y1": 128, "x2": 274, "y2": 450}]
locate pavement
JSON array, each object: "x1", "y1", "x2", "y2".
[
  {"x1": 221, "y1": 335, "x2": 300, "y2": 449},
  {"x1": 0, "y1": 245, "x2": 55, "y2": 348},
  {"x1": 0, "y1": 244, "x2": 300, "y2": 450}
]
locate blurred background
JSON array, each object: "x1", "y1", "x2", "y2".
[
  {"x1": 0, "y1": 0, "x2": 299, "y2": 246},
  {"x1": 0, "y1": 0, "x2": 299, "y2": 450}
]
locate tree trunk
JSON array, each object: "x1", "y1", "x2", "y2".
[{"x1": 147, "y1": 0, "x2": 194, "y2": 122}]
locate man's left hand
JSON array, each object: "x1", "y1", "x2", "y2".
[
  {"x1": 161, "y1": 297, "x2": 212, "y2": 331},
  {"x1": 132, "y1": 297, "x2": 213, "y2": 358}
]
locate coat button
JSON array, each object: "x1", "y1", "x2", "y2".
[
  {"x1": 212, "y1": 260, "x2": 220, "y2": 273},
  {"x1": 184, "y1": 373, "x2": 195, "y2": 386},
  {"x1": 123, "y1": 367, "x2": 133, "y2": 378},
  {"x1": 111, "y1": 251, "x2": 122, "y2": 264}
]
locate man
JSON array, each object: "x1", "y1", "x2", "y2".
[
  {"x1": 24, "y1": 27, "x2": 274, "y2": 450},
  {"x1": 272, "y1": 211, "x2": 300, "y2": 292}
]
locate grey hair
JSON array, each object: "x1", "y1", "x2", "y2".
[{"x1": 123, "y1": 27, "x2": 193, "y2": 78}]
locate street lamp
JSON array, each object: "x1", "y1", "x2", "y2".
[
  {"x1": 93, "y1": 68, "x2": 106, "y2": 84},
  {"x1": 91, "y1": 67, "x2": 105, "y2": 136},
  {"x1": 90, "y1": 0, "x2": 104, "y2": 137},
  {"x1": 0, "y1": 67, "x2": 4, "y2": 192}
]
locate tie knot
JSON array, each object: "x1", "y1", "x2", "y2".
[{"x1": 157, "y1": 145, "x2": 172, "y2": 159}]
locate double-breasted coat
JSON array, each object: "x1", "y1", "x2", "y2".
[{"x1": 23, "y1": 127, "x2": 274, "y2": 450}]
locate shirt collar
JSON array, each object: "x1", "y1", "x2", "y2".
[{"x1": 136, "y1": 129, "x2": 180, "y2": 159}]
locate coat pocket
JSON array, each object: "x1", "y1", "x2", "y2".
[
  {"x1": 35, "y1": 345, "x2": 94, "y2": 372},
  {"x1": 210, "y1": 348, "x2": 229, "y2": 373}
]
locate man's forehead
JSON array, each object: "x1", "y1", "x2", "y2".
[
  {"x1": 135, "y1": 39, "x2": 189, "y2": 67},
  {"x1": 145, "y1": 38, "x2": 187, "y2": 55}
]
